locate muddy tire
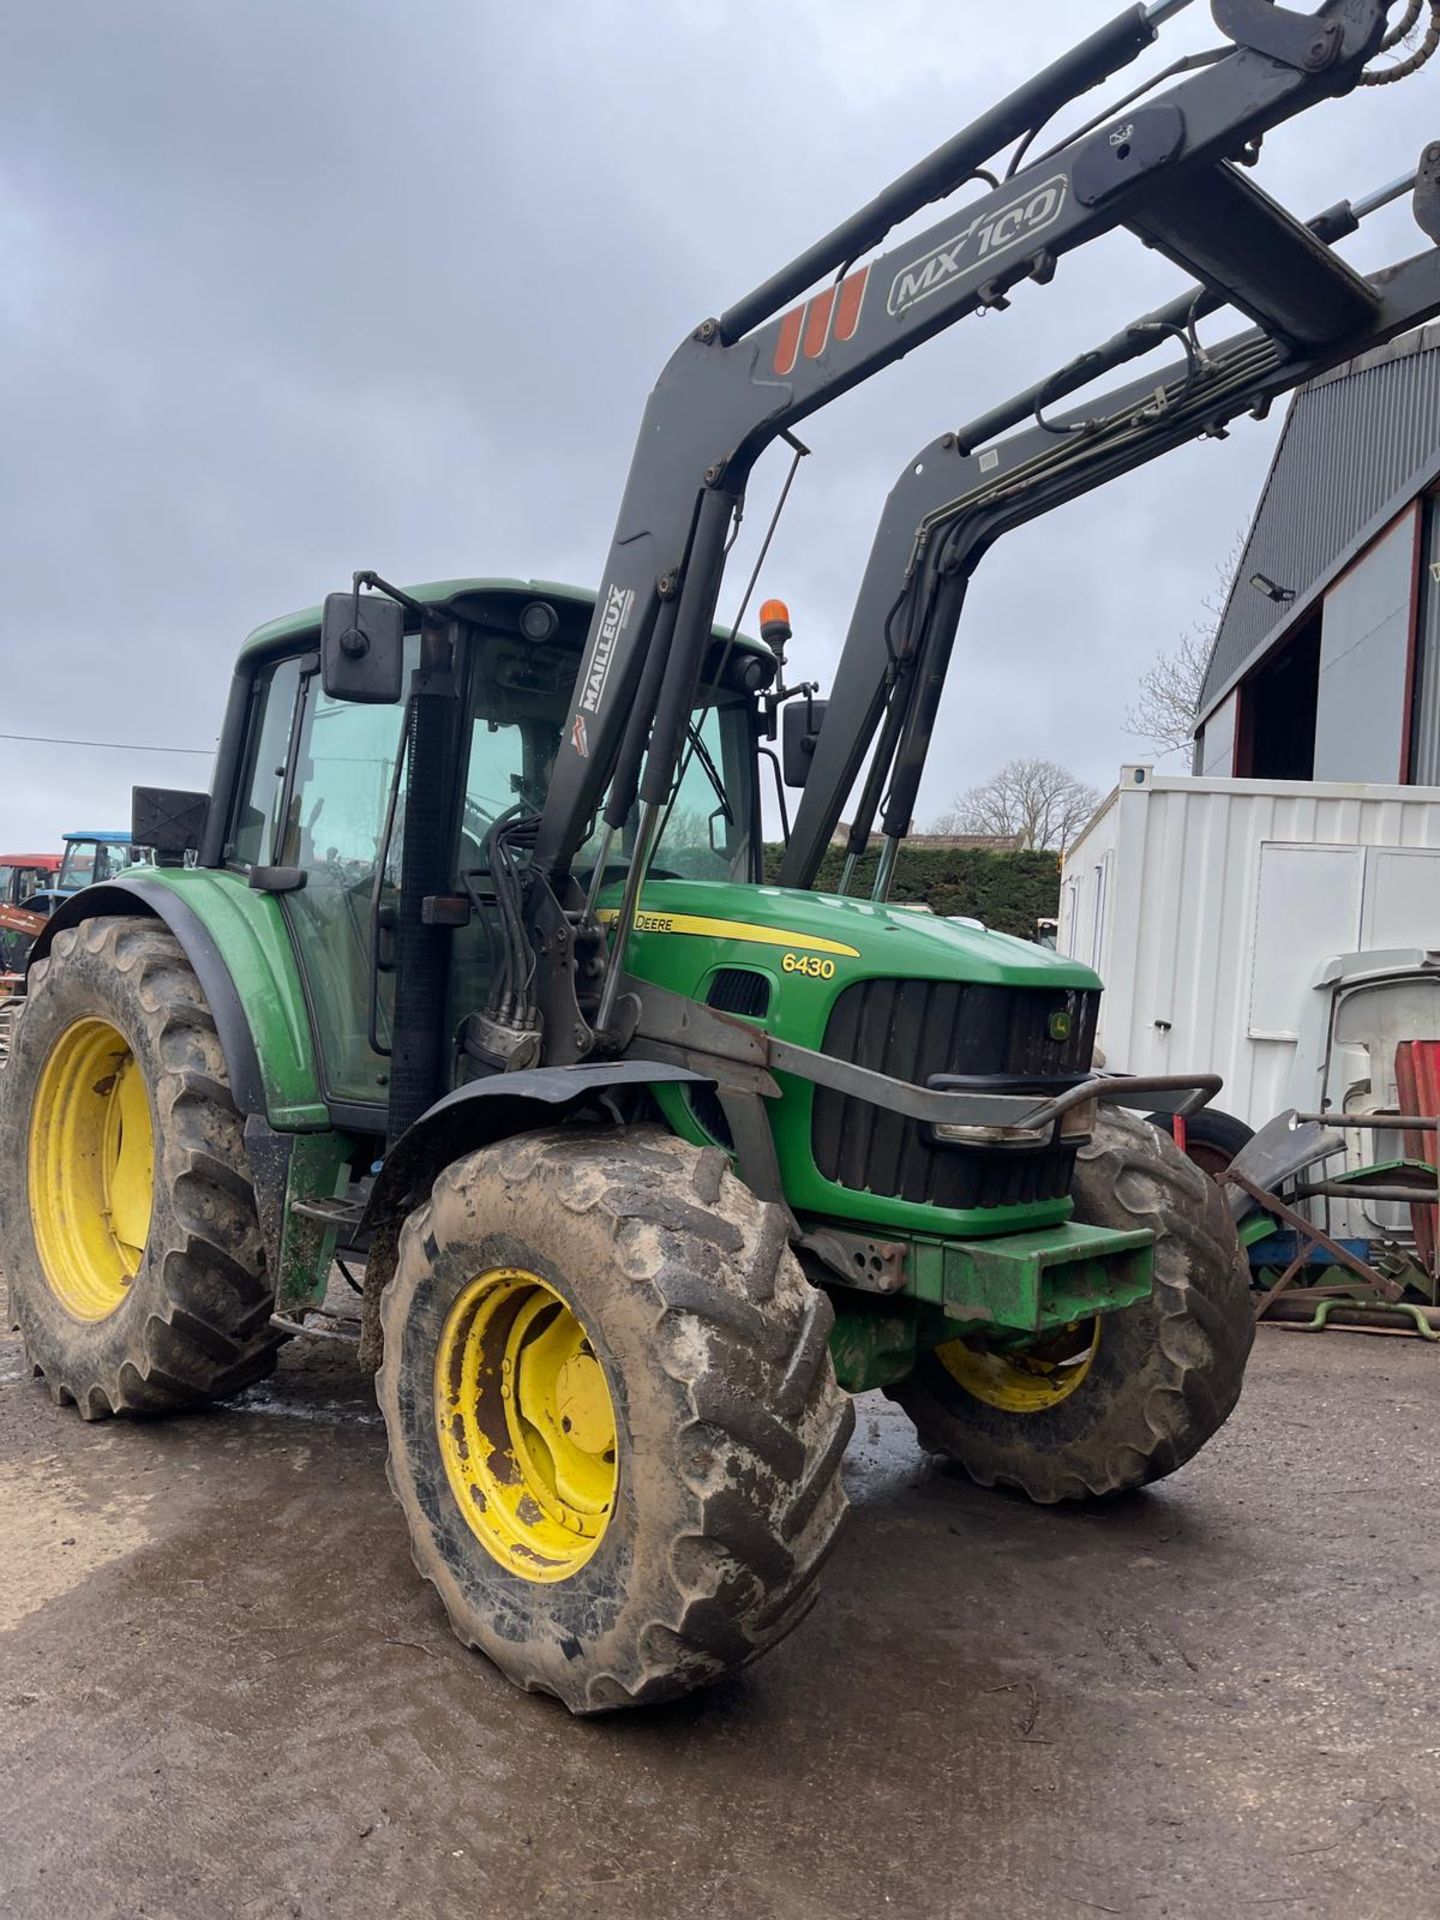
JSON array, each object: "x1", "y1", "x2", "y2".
[
  {"x1": 0, "y1": 916, "x2": 280, "y2": 1417},
  {"x1": 888, "y1": 1106, "x2": 1252, "y2": 1502},
  {"x1": 377, "y1": 1125, "x2": 853, "y2": 1713}
]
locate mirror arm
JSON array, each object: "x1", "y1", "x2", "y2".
[
  {"x1": 762, "y1": 675, "x2": 820, "y2": 739},
  {"x1": 366, "y1": 700, "x2": 413, "y2": 1061},
  {"x1": 352, "y1": 569, "x2": 446, "y2": 629},
  {"x1": 758, "y1": 744, "x2": 792, "y2": 844}
]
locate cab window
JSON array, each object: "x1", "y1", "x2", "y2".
[
  {"x1": 651, "y1": 699, "x2": 757, "y2": 882},
  {"x1": 227, "y1": 655, "x2": 304, "y2": 868},
  {"x1": 95, "y1": 844, "x2": 141, "y2": 883}
]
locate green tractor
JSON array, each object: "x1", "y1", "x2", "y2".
[
  {"x1": 4, "y1": 1, "x2": 1436, "y2": 1711},
  {"x1": 0, "y1": 572, "x2": 1243, "y2": 1709}
]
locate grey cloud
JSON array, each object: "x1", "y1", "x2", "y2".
[{"x1": 1, "y1": 1, "x2": 1434, "y2": 845}]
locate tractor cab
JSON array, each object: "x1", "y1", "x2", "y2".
[
  {"x1": 200, "y1": 578, "x2": 774, "y2": 1109},
  {"x1": 0, "y1": 854, "x2": 65, "y2": 977},
  {"x1": 0, "y1": 854, "x2": 62, "y2": 911},
  {"x1": 56, "y1": 831, "x2": 150, "y2": 892}
]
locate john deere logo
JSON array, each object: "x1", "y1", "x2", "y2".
[{"x1": 1048, "y1": 1010, "x2": 1072, "y2": 1042}]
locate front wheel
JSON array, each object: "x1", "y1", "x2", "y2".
[
  {"x1": 888, "y1": 1107, "x2": 1253, "y2": 1503},
  {"x1": 377, "y1": 1126, "x2": 853, "y2": 1713}
]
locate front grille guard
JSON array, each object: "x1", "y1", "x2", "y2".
[
  {"x1": 623, "y1": 974, "x2": 1220, "y2": 1168},
  {"x1": 767, "y1": 1040, "x2": 1220, "y2": 1130}
]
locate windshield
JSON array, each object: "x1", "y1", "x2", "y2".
[
  {"x1": 58, "y1": 845, "x2": 97, "y2": 889},
  {"x1": 57, "y1": 842, "x2": 139, "y2": 890},
  {"x1": 441, "y1": 643, "x2": 759, "y2": 1060},
  {"x1": 649, "y1": 706, "x2": 752, "y2": 881},
  {"x1": 457, "y1": 633, "x2": 759, "y2": 886}
]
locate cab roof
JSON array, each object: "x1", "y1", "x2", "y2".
[
  {"x1": 237, "y1": 576, "x2": 772, "y2": 672},
  {"x1": 0, "y1": 853, "x2": 61, "y2": 868},
  {"x1": 64, "y1": 831, "x2": 132, "y2": 844}
]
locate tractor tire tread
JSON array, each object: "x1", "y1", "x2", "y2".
[
  {"x1": 0, "y1": 916, "x2": 281, "y2": 1418},
  {"x1": 891, "y1": 1106, "x2": 1252, "y2": 1503},
  {"x1": 378, "y1": 1125, "x2": 852, "y2": 1713}
]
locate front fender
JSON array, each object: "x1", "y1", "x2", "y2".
[
  {"x1": 32, "y1": 870, "x2": 328, "y2": 1131},
  {"x1": 360, "y1": 1060, "x2": 714, "y2": 1241},
  {"x1": 351, "y1": 1060, "x2": 714, "y2": 1368}
]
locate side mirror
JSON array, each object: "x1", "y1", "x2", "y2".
[
  {"x1": 321, "y1": 591, "x2": 405, "y2": 703},
  {"x1": 782, "y1": 698, "x2": 828, "y2": 787}
]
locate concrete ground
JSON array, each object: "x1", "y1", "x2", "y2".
[{"x1": 2, "y1": 1301, "x2": 1437, "y2": 1920}]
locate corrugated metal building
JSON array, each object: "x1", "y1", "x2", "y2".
[{"x1": 1193, "y1": 321, "x2": 1440, "y2": 784}]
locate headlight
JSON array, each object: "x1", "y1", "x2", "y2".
[
  {"x1": 931, "y1": 1097, "x2": 1097, "y2": 1149},
  {"x1": 931, "y1": 1119, "x2": 1053, "y2": 1147}
]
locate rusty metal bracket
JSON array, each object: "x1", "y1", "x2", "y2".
[
  {"x1": 1224, "y1": 1167, "x2": 1406, "y2": 1312},
  {"x1": 798, "y1": 1227, "x2": 908, "y2": 1295}
]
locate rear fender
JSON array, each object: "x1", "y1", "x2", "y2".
[
  {"x1": 29, "y1": 872, "x2": 337, "y2": 1296},
  {"x1": 30, "y1": 871, "x2": 327, "y2": 1129}
]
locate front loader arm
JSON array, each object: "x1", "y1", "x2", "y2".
[
  {"x1": 531, "y1": 0, "x2": 1396, "y2": 908},
  {"x1": 779, "y1": 154, "x2": 1440, "y2": 891}
]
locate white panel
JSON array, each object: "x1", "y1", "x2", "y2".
[
  {"x1": 1361, "y1": 847, "x2": 1440, "y2": 950},
  {"x1": 1249, "y1": 844, "x2": 1363, "y2": 1038},
  {"x1": 1198, "y1": 693, "x2": 1237, "y2": 776},
  {"x1": 1061, "y1": 770, "x2": 1440, "y2": 1131},
  {"x1": 1312, "y1": 513, "x2": 1417, "y2": 784}
]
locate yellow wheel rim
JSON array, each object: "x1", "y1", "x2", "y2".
[
  {"x1": 27, "y1": 1017, "x2": 155, "y2": 1322},
  {"x1": 435, "y1": 1268, "x2": 618, "y2": 1584},
  {"x1": 936, "y1": 1320, "x2": 1100, "y2": 1415}
]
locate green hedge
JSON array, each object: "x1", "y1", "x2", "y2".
[{"x1": 762, "y1": 844, "x2": 1060, "y2": 940}]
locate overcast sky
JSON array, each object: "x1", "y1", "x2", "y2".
[{"x1": 2, "y1": 0, "x2": 1436, "y2": 851}]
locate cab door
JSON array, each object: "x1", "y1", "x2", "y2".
[
  {"x1": 227, "y1": 640, "x2": 418, "y2": 1109},
  {"x1": 276, "y1": 649, "x2": 419, "y2": 1106}
]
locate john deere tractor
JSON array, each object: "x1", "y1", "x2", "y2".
[{"x1": 4, "y1": 1, "x2": 1437, "y2": 1711}]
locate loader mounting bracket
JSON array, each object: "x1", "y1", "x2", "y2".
[
  {"x1": 1416, "y1": 140, "x2": 1440, "y2": 242},
  {"x1": 1212, "y1": 0, "x2": 1343, "y2": 73}
]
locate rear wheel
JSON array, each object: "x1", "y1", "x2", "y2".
[
  {"x1": 1148, "y1": 1105, "x2": 1254, "y2": 1182},
  {"x1": 377, "y1": 1126, "x2": 853, "y2": 1713},
  {"x1": 888, "y1": 1107, "x2": 1252, "y2": 1502},
  {"x1": 0, "y1": 916, "x2": 279, "y2": 1417}
]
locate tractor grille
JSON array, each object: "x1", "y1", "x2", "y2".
[{"x1": 812, "y1": 978, "x2": 1099, "y2": 1210}]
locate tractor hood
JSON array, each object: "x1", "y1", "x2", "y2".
[
  {"x1": 615, "y1": 879, "x2": 1102, "y2": 1237},
  {"x1": 615, "y1": 880, "x2": 1099, "y2": 993}
]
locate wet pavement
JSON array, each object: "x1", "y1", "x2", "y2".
[{"x1": 2, "y1": 1293, "x2": 1438, "y2": 1920}]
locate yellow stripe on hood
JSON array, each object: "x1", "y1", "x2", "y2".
[{"x1": 598, "y1": 908, "x2": 858, "y2": 958}]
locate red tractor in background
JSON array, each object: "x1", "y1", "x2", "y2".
[{"x1": 0, "y1": 854, "x2": 61, "y2": 989}]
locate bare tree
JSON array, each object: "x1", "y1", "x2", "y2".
[
  {"x1": 1126, "y1": 531, "x2": 1247, "y2": 760},
  {"x1": 934, "y1": 757, "x2": 1101, "y2": 853},
  {"x1": 1124, "y1": 624, "x2": 1214, "y2": 758}
]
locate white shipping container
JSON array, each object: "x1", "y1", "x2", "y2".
[{"x1": 1059, "y1": 767, "x2": 1440, "y2": 1132}]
